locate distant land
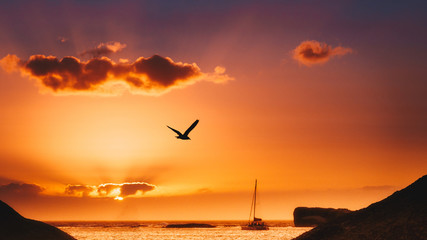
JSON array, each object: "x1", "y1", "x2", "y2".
[
  {"x1": 164, "y1": 223, "x2": 216, "y2": 228},
  {"x1": 294, "y1": 175, "x2": 427, "y2": 240},
  {"x1": 0, "y1": 200, "x2": 76, "y2": 240}
]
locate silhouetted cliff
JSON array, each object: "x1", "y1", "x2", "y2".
[
  {"x1": 294, "y1": 175, "x2": 427, "y2": 240},
  {"x1": 0, "y1": 200, "x2": 76, "y2": 240},
  {"x1": 293, "y1": 207, "x2": 352, "y2": 227}
]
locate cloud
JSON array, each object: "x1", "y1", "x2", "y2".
[
  {"x1": 64, "y1": 185, "x2": 95, "y2": 197},
  {"x1": 0, "y1": 54, "x2": 21, "y2": 73},
  {"x1": 361, "y1": 185, "x2": 396, "y2": 191},
  {"x1": 120, "y1": 183, "x2": 155, "y2": 197},
  {"x1": 1, "y1": 54, "x2": 232, "y2": 96},
  {"x1": 0, "y1": 176, "x2": 19, "y2": 185},
  {"x1": 65, "y1": 182, "x2": 156, "y2": 199},
  {"x1": 0, "y1": 182, "x2": 44, "y2": 196},
  {"x1": 80, "y1": 41, "x2": 127, "y2": 58},
  {"x1": 293, "y1": 40, "x2": 353, "y2": 66}
]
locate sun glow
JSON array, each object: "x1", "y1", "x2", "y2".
[{"x1": 114, "y1": 196, "x2": 124, "y2": 201}]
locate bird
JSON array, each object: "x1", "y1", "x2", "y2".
[{"x1": 167, "y1": 119, "x2": 199, "y2": 140}]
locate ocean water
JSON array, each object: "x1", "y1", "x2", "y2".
[{"x1": 51, "y1": 221, "x2": 312, "y2": 240}]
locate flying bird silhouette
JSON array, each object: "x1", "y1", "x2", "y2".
[{"x1": 167, "y1": 120, "x2": 199, "y2": 140}]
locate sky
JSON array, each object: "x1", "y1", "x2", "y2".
[{"x1": 0, "y1": 0, "x2": 426, "y2": 221}]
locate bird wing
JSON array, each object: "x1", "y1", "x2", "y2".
[
  {"x1": 183, "y1": 119, "x2": 199, "y2": 136},
  {"x1": 167, "y1": 126, "x2": 183, "y2": 136}
]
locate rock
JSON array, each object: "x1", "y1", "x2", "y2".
[
  {"x1": 164, "y1": 223, "x2": 216, "y2": 228},
  {"x1": 294, "y1": 175, "x2": 427, "y2": 240},
  {"x1": 0, "y1": 200, "x2": 76, "y2": 240},
  {"x1": 293, "y1": 207, "x2": 352, "y2": 227}
]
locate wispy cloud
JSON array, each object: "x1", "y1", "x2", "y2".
[
  {"x1": 293, "y1": 40, "x2": 353, "y2": 66},
  {"x1": 64, "y1": 182, "x2": 156, "y2": 199},
  {"x1": 0, "y1": 54, "x2": 233, "y2": 96},
  {"x1": 80, "y1": 41, "x2": 127, "y2": 58},
  {"x1": 361, "y1": 185, "x2": 396, "y2": 191}
]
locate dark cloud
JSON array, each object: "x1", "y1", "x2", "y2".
[
  {"x1": 120, "y1": 183, "x2": 155, "y2": 197},
  {"x1": 0, "y1": 54, "x2": 232, "y2": 96},
  {"x1": 293, "y1": 40, "x2": 352, "y2": 66},
  {"x1": 0, "y1": 183, "x2": 44, "y2": 196},
  {"x1": 80, "y1": 41, "x2": 127, "y2": 58},
  {"x1": 133, "y1": 55, "x2": 199, "y2": 87}
]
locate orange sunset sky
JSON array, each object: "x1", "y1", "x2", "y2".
[{"x1": 0, "y1": 0, "x2": 426, "y2": 220}]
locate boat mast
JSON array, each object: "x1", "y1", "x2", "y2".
[
  {"x1": 253, "y1": 179, "x2": 257, "y2": 220},
  {"x1": 248, "y1": 179, "x2": 257, "y2": 223}
]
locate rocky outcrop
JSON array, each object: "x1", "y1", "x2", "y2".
[
  {"x1": 294, "y1": 175, "x2": 427, "y2": 240},
  {"x1": 0, "y1": 200, "x2": 76, "y2": 240},
  {"x1": 165, "y1": 223, "x2": 216, "y2": 228},
  {"x1": 293, "y1": 207, "x2": 352, "y2": 227}
]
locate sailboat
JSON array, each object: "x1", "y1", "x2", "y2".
[{"x1": 241, "y1": 179, "x2": 269, "y2": 230}]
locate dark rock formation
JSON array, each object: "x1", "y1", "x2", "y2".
[
  {"x1": 294, "y1": 175, "x2": 427, "y2": 240},
  {"x1": 293, "y1": 207, "x2": 352, "y2": 227},
  {"x1": 165, "y1": 223, "x2": 216, "y2": 228},
  {"x1": 0, "y1": 200, "x2": 76, "y2": 240}
]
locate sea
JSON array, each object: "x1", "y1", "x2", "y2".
[{"x1": 49, "y1": 221, "x2": 312, "y2": 240}]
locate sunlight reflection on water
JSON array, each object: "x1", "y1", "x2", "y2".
[{"x1": 60, "y1": 226, "x2": 311, "y2": 240}]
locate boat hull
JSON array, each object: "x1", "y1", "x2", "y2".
[{"x1": 241, "y1": 225, "x2": 269, "y2": 230}]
